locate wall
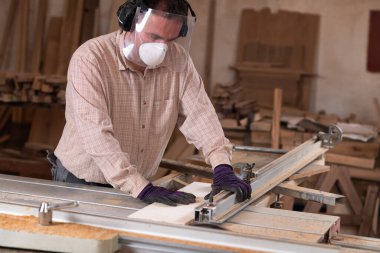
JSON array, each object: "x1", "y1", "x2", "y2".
[{"x1": 0, "y1": 0, "x2": 379, "y2": 122}]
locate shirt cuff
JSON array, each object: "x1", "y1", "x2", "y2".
[
  {"x1": 209, "y1": 152, "x2": 231, "y2": 170},
  {"x1": 119, "y1": 173, "x2": 149, "y2": 198}
]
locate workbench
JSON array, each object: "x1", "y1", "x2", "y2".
[
  {"x1": 0, "y1": 173, "x2": 378, "y2": 252},
  {"x1": 1, "y1": 130, "x2": 380, "y2": 252}
]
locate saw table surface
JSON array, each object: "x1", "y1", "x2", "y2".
[{"x1": 0, "y1": 174, "x2": 345, "y2": 253}]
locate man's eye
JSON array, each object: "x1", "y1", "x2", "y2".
[{"x1": 151, "y1": 35, "x2": 160, "y2": 40}]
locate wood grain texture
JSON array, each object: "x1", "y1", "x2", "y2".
[
  {"x1": 31, "y1": 0, "x2": 48, "y2": 73},
  {"x1": 326, "y1": 153, "x2": 375, "y2": 169},
  {"x1": 0, "y1": 1, "x2": 18, "y2": 68}
]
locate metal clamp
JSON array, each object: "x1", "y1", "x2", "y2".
[
  {"x1": 233, "y1": 163, "x2": 256, "y2": 182},
  {"x1": 317, "y1": 125, "x2": 343, "y2": 148},
  {"x1": 39, "y1": 201, "x2": 79, "y2": 226}
]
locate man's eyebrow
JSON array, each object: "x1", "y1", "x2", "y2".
[{"x1": 148, "y1": 32, "x2": 178, "y2": 41}]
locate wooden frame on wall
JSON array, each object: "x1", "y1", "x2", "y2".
[{"x1": 367, "y1": 10, "x2": 380, "y2": 72}]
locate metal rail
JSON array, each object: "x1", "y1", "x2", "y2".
[{"x1": 194, "y1": 125, "x2": 342, "y2": 224}]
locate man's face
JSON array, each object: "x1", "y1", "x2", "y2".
[{"x1": 137, "y1": 13, "x2": 182, "y2": 45}]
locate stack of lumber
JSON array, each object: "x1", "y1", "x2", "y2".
[
  {"x1": 0, "y1": 72, "x2": 66, "y2": 105},
  {"x1": 212, "y1": 84, "x2": 259, "y2": 118},
  {"x1": 213, "y1": 84, "x2": 259, "y2": 145}
]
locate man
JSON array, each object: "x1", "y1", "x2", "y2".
[{"x1": 51, "y1": 0, "x2": 251, "y2": 206}]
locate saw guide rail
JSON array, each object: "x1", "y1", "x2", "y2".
[
  {"x1": 194, "y1": 125, "x2": 343, "y2": 224},
  {"x1": 0, "y1": 176, "x2": 343, "y2": 253}
]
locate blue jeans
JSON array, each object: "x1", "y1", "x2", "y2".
[{"x1": 47, "y1": 151, "x2": 112, "y2": 188}]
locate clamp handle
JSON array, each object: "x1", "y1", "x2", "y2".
[{"x1": 38, "y1": 201, "x2": 79, "y2": 226}]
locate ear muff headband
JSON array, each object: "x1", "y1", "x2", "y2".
[{"x1": 117, "y1": 0, "x2": 197, "y2": 37}]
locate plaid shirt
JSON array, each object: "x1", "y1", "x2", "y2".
[{"x1": 55, "y1": 31, "x2": 232, "y2": 197}]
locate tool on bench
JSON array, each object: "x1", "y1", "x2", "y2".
[
  {"x1": 38, "y1": 201, "x2": 79, "y2": 226},
  {"x1": 194, "y1": 125, "x2": 343, "y2": 224}
]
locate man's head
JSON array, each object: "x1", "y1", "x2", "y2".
[
  {"x1": 117, "y1": 0, "x2": 194, "y2": 35},
  {"x1": 119, "y1": 0, "x2": 196, "y2": 70}
]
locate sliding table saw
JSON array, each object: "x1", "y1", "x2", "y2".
[{"x1": 1, "y1": 126, "x2": 380, "y2": 252}]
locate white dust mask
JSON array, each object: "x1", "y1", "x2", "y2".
[
  {"x1": 122, "y1": 44, "x2": 134, "y2": 59},
  {"x1": 138, "y1": 43, "x2": 168, "y2": 68}
]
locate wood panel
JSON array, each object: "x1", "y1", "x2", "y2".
[
  {"x1": 43, "y1": 17, "x2": 63, "y2": 74},
  {"x1": 0, "y1": 1, "x2": 18, "y2": 69},
  {"x1": 367, "y1": 10, "x2": 380, "y2": 72},
  {"x1": 31, "y1": 0, "x2": 48, "y2": 73}
]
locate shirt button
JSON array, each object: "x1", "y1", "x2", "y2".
[
  {"x1": 142, "y1": 124, "x2": 145, "y2": 128},
  {"x1": 140, "y1": 149, "x2": 144, "y2": 153}
]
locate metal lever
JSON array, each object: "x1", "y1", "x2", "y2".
[{"x1": 39, "y1": 201, "x2": 79, "y2": 226}]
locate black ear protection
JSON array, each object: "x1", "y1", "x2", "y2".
[{"x1": 117, "y1": 0, "x2": 197, "y2": 37}]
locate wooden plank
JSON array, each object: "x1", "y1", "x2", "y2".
[
  {"x1": 43, "y1": 17, "x2": 63, "y2": 74},
  {"x1": 245, "y1": 205, "x2": 339, "y2": 223},
  {"x1": 331, "y1": 234, "x2": 380, "y2": 252},
  {"x1": 57, "y1": 0, "x2": 84, "y2": 75},
  {"x1": 31, "y1": 0, "x2": 48, "y2": 73},
  {"x1": 204, "y1": 0, "x2": 216, "y2": 94},
  {"x1": 0, "y1": 1, "x2": 18, "y2": 68},
  {"x1": 271, "y1": 88, "x2": 282, "y2": 149},
  {"x1": 70, "y1": 0, "x2": 85, "y2": 55},
  {"x1": 273, "y1": 183, "x2": 344, "y2": 206},
  {"x1": 108, "y1": 0, "x2": 125, "y2": 32},
  {"x1": 289, "y1": 164, "x2": 330, "y2": 180},
  {"x1": 303, "y1": 169, "x2": 339, "y2": 213},
  {"x1": 281, "y1": 196, "x2": 295, "y2": 210},
  {"x1": 348, "y1": 167, "x2": 380, "y2": 182},
  {"x1": 336, "y1": 167, "x2": 363, "y2": 216},
  {"x1": 358, "y1": 184, "x2": 379, "y2": 236},
  {"x1": 17, "y1": 0, "x2": 29, "y2": 72},
  {"x1": 374, "y1": 97, "x2": 380, "y2": 131},
  {"x1": 325, "y1": 153, "x2": 375, "y2": 169},
  {"x1": 329, "y1": 139, "x2": 380, "y2": 159},
  {"x1": 228, "y1": 207, "x2": 338, "y2": 236},
  {"x1": 222, "y1": 223, "x2": 322, "y2": 243},
  {"x1": 80, "y1": 0, "x2": 99, "y2": 44}
]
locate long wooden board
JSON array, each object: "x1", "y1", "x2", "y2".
[{"x1": 129, "y1": 181, "x2": 339, "y2": 244}]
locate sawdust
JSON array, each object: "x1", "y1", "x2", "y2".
[
  {"x1": 0, "y1": 214, "x2": 263, "y2": 252},
  {"x1": 0, "y1": 213, "x2": 118, "y2": 240}
]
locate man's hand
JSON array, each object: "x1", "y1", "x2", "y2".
[
  {"x1": 137, "y1": 183, "x2": 196, "y2": 206},
  {"x1": 205, "y1": 164, "x2": 252, "y2": 202}
]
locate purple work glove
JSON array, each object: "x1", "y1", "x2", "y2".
[
  {"x1": 205, "y1": 164, "x2": 252, "y2": 202},
  {"x1": 137, "y1": 183, "x2": 196, "y2": 206}
]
